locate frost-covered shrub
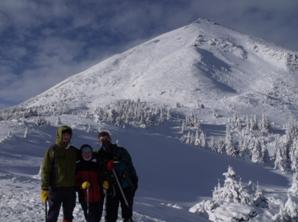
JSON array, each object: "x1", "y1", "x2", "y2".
[
  {"x1": 92, "y1": 99, "x2": 173, "y2": 128},
  {"x1": 212, "y1": 166, "x2": 255, "y2": 205},
  {"x1": 190, "y1": 166, "x2": 267, "y2": 221},
  {"x1": 274, "y1": 173, "x2": 298, "y2": 221},
  {"x1": 274, "y1": 195, "x2": 298, "y2": 222}
]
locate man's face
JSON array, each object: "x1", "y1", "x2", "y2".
[
  {"x1": 62, "y1": 132, "x2": 71, "y2": 144},
  {"x1": 99, "y1": 135, "x2": 111, "y2": 146}
]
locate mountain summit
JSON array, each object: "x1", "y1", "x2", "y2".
[{"x1": 22, "y1": 18, "x2": 298, "y2": 122}]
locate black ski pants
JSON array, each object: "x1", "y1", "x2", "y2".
[
  {"x1": 104, "y1": 187, "x2": 135, "y2": 222},
  {"x1": 47, "y1": 187, "x2": 76, "y2": 222},
  {"x1": 80, "y1": 200, "x2": 104, "y2": 222}
]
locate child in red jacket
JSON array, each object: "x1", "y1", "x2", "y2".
[{"x1": 76, "y1": 144, "x2": 103, "y2": 222}]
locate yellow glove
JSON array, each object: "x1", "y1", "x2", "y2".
[
  {"x1": 40, "y1": 190, "x2": 48, "y2": 204},
  {"x1": 81, "y1": 181, "x2": 90, "y2": 190},
  {"x1": 103, "y1": 180, "x2": 109, "y2": 190}
]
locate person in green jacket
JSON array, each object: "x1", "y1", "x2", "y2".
[{"x1": 40, "y1": 125, "x2": 79, "y2": 222}]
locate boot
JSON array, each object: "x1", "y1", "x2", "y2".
[{"x1": 123, "y1": 218, "x2": 133, "y2": 222}]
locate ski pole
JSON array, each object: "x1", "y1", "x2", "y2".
[
  {"x1": 86, "y1": 187, "x2": 90, "y2": 222},
  {"x1": 45, "y1": 200, "x2": 48, "y2": 222},
  {"x1": 112, "y1": 168, "x2": 129, "y2": 208},
  {"x1": 103, "y1": 189, "x2": 107, "y2": 220}
]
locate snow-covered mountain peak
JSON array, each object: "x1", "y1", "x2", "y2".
[{"x1": 21, "y1": 19, "x2": 298, "y2": 123}]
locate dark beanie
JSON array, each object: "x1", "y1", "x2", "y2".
[{"x1": 98, "y1": 131, "x2": 111, "y2": 138}]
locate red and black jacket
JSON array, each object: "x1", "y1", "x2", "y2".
[{"x1": 75, "y1": 157, "x2": 103, "y2": 203}]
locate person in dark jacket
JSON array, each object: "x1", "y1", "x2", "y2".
[
  {"x1": 76, "y1": 144, "x2": 104, "y2": 222},
  {"x1": 40, "y1": 125, "x2": 79, "y2": 222},
  {"x1": 97, "y1": 131, "x2": 138, "y2": 222}
]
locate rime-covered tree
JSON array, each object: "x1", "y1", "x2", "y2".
[
  {"x1": 185, "y1": 131, "x2": 192, "y2": 144},
  {"x1": 190, "y1": 167, "x2": 266, "y2": 219},
  {"x1": 274, "y1": 138, "x2": 291, "y2": 172},
  {"x1": 224, "y1": 126, "x2": 238, "y2": 157},
  {"x1": 199, "y1": 131, "x2": 206, "y2": 148},
  {"x1": 288, "y1": 138, "x2": 298, "y2": 172},
  {"x1": 275, "y1": 195, "x2": 298, "y2": 221},
  {"x1": 260, "y1": 113, "x2": 271, "y2": 133},
  {"x1": 250, "y1": 138, "x2": 270, "y2": 164},
  {"x1": 194, "y1": 129, "x2": 200, "y2": 146},
  {"x1": 215, "y1": 139, "x2": 226, "y2": 154},
  {"x1": 289, "y1": 173, "x2": 298, "y2": 195},
  {"x1": 250, "y1": 115, "x2": 258, "y2": 131},
  {"x1": 208, "y1": 136, "x2": 217, "y2": 152},
  {"x1": 86, "y1": 124, "x2": 91, "y2": 133},
  {"x1": 286, "y1": 122, "x2": 298, "y2": 142},
  {"x1": 276, "y1": 174, "x2": 298, "y2": 220},
  {"x1": 238, "y1": 136, "x2": 252, "y2": 160},
  {"x1": 23, "y1": 127, "x2": 28, "y2": 139},
  {"x1": 253, "y1": 184, "x2": 268, "y2": 208},
  {"x1": 56, "y1": 116, "x2": 62, "y2": 125},
  {"x1": 212, "y1": 166, "x2": 252, "y2": 205}
]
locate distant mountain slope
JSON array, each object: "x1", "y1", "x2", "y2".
[{"x1": 21, "y1": 18, "x2": 298, "y2": 123}]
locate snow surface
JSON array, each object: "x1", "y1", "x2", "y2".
[{"x1": 0, "y1": 118, "x2": 290, "y2": 221}]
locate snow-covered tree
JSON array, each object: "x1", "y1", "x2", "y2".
[
  {"x1": 56, "y1": 116, "x2": 62, "y2": 125},
  {"x1": 260, "y1": 113, "x2": 271, "y2": 133},
  {"x1": 185, "y1": 131, "x2": 193, "y2": 144},
  {"x1": 208, "y1": 136, "x2": 216, "y2": 152},
  {"x1": 290, "y1": 138, "x2": 298, "y2": 172},
  {"x1": 190, "y1": 166, "x2": 266, "y2": 221},
  {"x1": 86, "y1": 124, "x2": 91, "y2": 133},
  {"x1": 274, "y1": 172, "x2": 298, "y2": 220},
  {"x1": 212, "y1": 166, "x2": 252, "y2": 205},
  {"x1": 180, "y1": 120, "x2": 186, "y2": 134},
  {"x1": 214, "y1": 139, "x2": 225, "y2": 154},
  {"x1": 274, "y1": 138, "x2": 291, "y2": 172},
  {"x1": 224, "y1": 127, "x2": 238, "y2": 157},
  {"x1": 250, "y1": 140, "x2": 263, "y2": 163},
  {"x1": 253, "y1": 184, "x2": 268, "y2": 208},
  {"x1": 23, "y1": 127, "x2": 28, "y2": 139},
  {"x1": 275, "y1": 195, "x2": 298, "y2": 221},
  {"x1": 199, "y1": 131, "x2": 206, "y2": 148},
  {"x1": 289, "y1": 173, "x2": 298, "y2": 196},
  {"x1": 194, "y1": 129, "x2": 200, "y2": 146}
]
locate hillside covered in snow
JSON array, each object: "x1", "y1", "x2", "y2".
[{"x1": 18, "y1": 18, "x2": 298, "y2": 124}]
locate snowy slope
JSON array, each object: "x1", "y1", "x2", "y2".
[
  {"x1": 0, "y1": 118, "x2": 289, "y2": 221},
  {"x1": 20, "y1": 18, "x2": 298, "y2": 124}
]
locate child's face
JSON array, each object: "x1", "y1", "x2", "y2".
[{"x1": 82, "y1": 149, "x2": 92, "y2": 161}]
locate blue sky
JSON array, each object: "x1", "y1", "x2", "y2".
[{"x1": 0, "y1": 0, "x2": 298, "y2": 108}]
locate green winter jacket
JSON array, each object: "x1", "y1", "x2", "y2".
[{"x1": 41, "y1": 126, "x2": 79, "y2": 190}]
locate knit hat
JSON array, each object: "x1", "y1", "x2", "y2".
[
  {"x1": 80, "y1": 144, "x2": 93, "y2": 153},
  {"x1": 98, "y1": 131, "x2": 111, "y2": 139}
]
